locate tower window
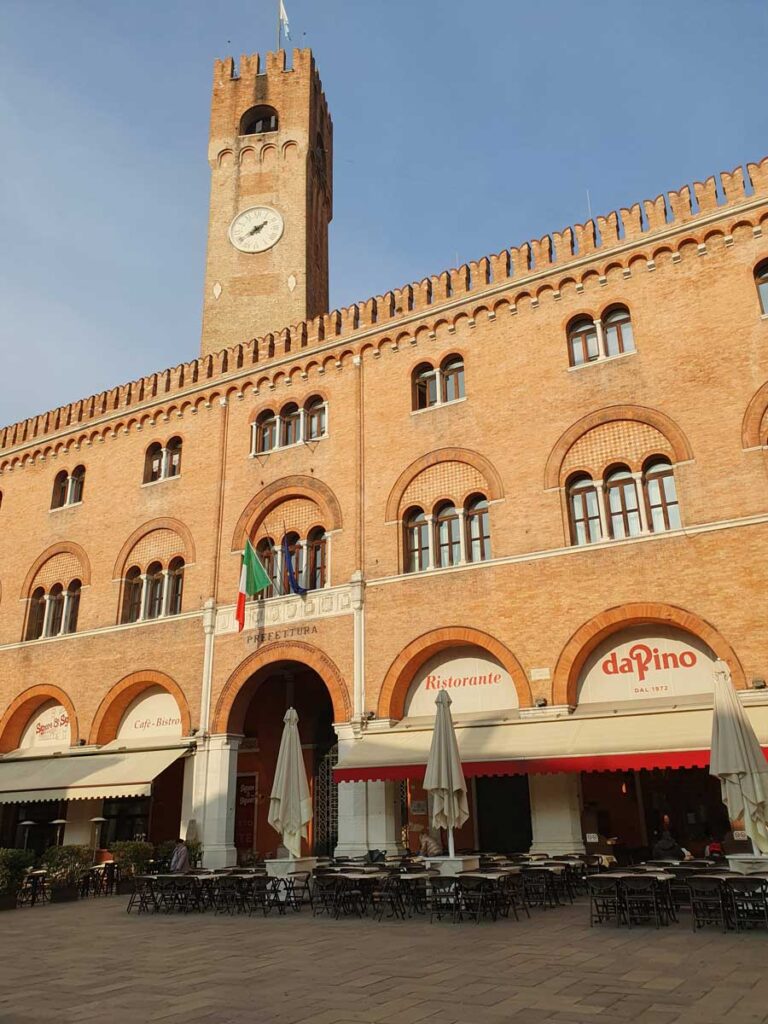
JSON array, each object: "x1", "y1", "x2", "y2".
[
  {"x1": 756, "y1": 260, "x2": 768, "y2": 315},
  {"x1": 240, "y1": 105, "x2": 279, "y2": 136}
]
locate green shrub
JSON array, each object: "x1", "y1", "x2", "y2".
[
  {"x1": 109, "y1": 840, "x2": 154, "y2": 877},
  {"x1": 0, "y1": 848, "x2": 35, "y2": 896},
  {"x1": 40, "y1": 845, "x2": 92, "y2": 888}
]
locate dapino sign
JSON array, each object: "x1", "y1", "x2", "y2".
[{"x1": 602, "y1": 643, "x2": 698, "y2": 684}]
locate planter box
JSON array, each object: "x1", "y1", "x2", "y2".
[
  {"x1": 50, "y1": 885, "x2": 79, "y2": 903},
  {"x1": 0, "y1": 893, "x2": 17, "y2": 912}
]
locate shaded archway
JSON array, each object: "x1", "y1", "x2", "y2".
[
  {"x1": 231, "y1": 478, "x2": 342, "y2": 552},
  {"x1": 0, "y1": 684, "x2": 79, "y2": 752},
  {"x1": 552, "y1": 602, "x2": 746, "y2": 706},
  {"x1": 377, "y1": 626, "x2": 533, "y2": 720},
  {"x1": 20, "y1": 541, "x2": 91, "y2": 598},
  {"x1": 213, "y1": 642, "x2": 350, "y2": 731},
  {"x1": 385, "y1": 448, "x2": 504, "y2": 523},
  {"x1": 88, "y1": 670, "x2": 192, "y2": 745}
]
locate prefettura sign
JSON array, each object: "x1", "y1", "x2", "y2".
[{"x1": 578, "y1": 625, "x2": 717, "y2": 703}]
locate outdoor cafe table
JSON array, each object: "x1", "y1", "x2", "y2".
[{"x1": 458, "y1": 869, "x2": 521, "y2": 881}]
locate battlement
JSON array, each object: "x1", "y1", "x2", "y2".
[{"x1": 2, "y1": 152, "x2": 767, "y2": 456}]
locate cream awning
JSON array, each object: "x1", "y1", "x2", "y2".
[
  {"x1": 335, "y1": 703, "x2": 768, "y2": 782},
  {"x1": 0, "y1": 746, "x2": 189, "y2": 803}
]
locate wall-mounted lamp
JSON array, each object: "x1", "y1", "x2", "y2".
[
  {"x1": 752, "y1": 678, "x2": 766, "y2": 690},
  {"x1": 365, "y1": 711, "x2": 376, "y2": 720},
  {"x1": 534, "y1": 697, "x2": 548, "y2": 708}
]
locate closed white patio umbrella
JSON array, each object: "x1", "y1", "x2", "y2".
[
  {"x1": 424, "y1": 690, "x2": 469, "y2": 857},
  {"x1": 710, "y1": 661, "x2": 768, "y2": 854},
  {"x1": 268, "y1": 707, "x2": 312, "y2": 859}
]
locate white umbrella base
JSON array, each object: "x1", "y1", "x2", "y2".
[
  {"x1": 726, "y1": 854, "x2": 768, "y2": 874},
  {"x1": 424, "y1": 855, "x2": 480, "y2": 876},
  {"x1": 265, "y1": 856, "x2": 318, "y2": 878}
]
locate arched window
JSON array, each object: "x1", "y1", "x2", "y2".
[
  {"x1": 412, "y1": 363, "x2": 438, "y2": 411},
  {"x1": 644, "y1": 459, "x2": 681, "y2": 533},
  {"x1": 404, "y1": 508, "x2": 429, "y2": 572},
  {"x1": 144, "y1": 442, "x2": 163, "y2": 484},
  {"x1": 64, "y1": 579, "x2": 81, "y2": 634},
  {"x1": 756, "y1": 260, "x2": 768, "y2": 315},
  {"x1": 434, "y1": 503, "x2": 461, "y2": 568},
  {"x1": 281, "y1": 532, "x2": 301, "y2": 594},
  {"x1": 256, "y1": 538, "x2": 277, "y2": 599},
  {"x1": 122, "y1": 566, "x2": 143, "y2": 624},
  {"x1": 568, "y1": 317, "x2": 599, "y2": 366},
  {"x1": 166, "y1": 437, "x2": 182, "y2": 478},
  {"x1": 466, "y1": 495, "x2": 491, "y2": 562},
  {"x1": 254, "y1": 411, "x2": 277, "y2": 454},
  {"x1": 568, "y1": 476, "x2": 602, "y2": 546},
  {"x1": 26, "y1": 587, "x2": 46, "y2": 641},
  {"x1": 307, "y1": 527, "x2": 327, "y2": 590},
  {"x1": 47, "y1": 584, "x2": 65, "y2": 637},
  {"x1": 70, "y1": 465, "x2": 86, "y2": 504},
  {"x1": 145, "y1": 562, "x2": 165, "y2": 620},
  {"x1": 51, "y1": 470, "x2": 69, "y2": 509},
  {"x1": 281, "y1": 403, "x2": 301, "y2": 446},
  {"x1": 605, "y1": 467, "x2": 642, "y2": 539},
  {"x1": 167, "y1": 557, "x2": 185, "y2": 615},
  {"x1": 240, "y1": 105, "x2": 279, "y2": 136},
  {"x1": 305, "y1": 396, "x2": 326, "y2": 440},
  {"x1": 441, "y1": 356, "x2": 465, "y2": 403},
  {"x1": 603, "y1": 306, "x2": 635, "y2": 357}
]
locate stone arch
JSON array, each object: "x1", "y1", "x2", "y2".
[
  {"x1": 385, "y1": 449, "x2": 504, "y2": 523},
  {"x1": 212, "y1": 642, "x2": 351, "y2": 731},
  {"x1": 20, "y1": 541, "x2": 91, "y2": 599},
  {"x1": 742, "y1": 380, "x2": 768, "y2": 449},
  {"x1": 0, "y1": 684, "x2": 79, "y2": 752},
  {"x1": 230, "y1": 477, "x2": 342, "y2": 551},
  {"x1": 112, "y1": 517, "x2": 196, "y2": 579},
  {"x1": 88, "y1": 670, "x2": 192, "y2": 745},
  {"x1": 552, "y1": 602, "x2": 746, "y2": 706},
  {"x1": 377, "y1": 627, "x2": 533, "y2": 719},
  {"x1": 544, "y1": 406, "x2": 694, "y2": 489}
]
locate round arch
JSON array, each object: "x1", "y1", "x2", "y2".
[
  {"x1": 20, "y1": 541, "x2": 91, "y2": 598},
  {"x1": 552, "y1": 602, "x2": 746, "y2": 706},
  {"x1": 385, "y1": 448, "x2": 504, "y2": 523},
  {"x1": 88, "y1": 670, "x2": 192, "y2": 745},
  {"x1": 112, "y1": 517, "x2": 196, "y2": 579},
  {"x1": 742, "y1": 380, "x2": 768, "y2": 449},
  {"x1": 212, "y1": 642, "x2": 351, "y2": 731},
  {"x1": 377, "y1": 626, "x2": 533, "y2": 719},
  {"x1": 0, "y1": 684, "x2": 79, "y2": 752},
  {"x1": 230, "y1": 477, "x2": 342, "y2": 552},
  {"x1": 544, "y1": 405, "x2": 694, "y2": 489}
]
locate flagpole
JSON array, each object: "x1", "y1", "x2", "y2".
[{"x1": 276, "y1": 0, "x2": 281, "y2": 51}]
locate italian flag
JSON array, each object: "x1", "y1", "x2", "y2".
[{"x1": 236, "y1": 539, "x2": 272, "y2": 632}]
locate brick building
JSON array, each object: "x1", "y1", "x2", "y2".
[{"x1": 1, "y1": 49, "x2": 768, "y2": 864}]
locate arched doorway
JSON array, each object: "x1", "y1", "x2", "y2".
[{"x1": 229, "y1": 660, "x2": 337, "y2": 862}]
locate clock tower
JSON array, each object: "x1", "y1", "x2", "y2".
[{"x1": 200, "y1": 49, "x2": 332, "y2": 358}]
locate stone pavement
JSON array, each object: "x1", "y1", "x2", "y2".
[{"x1": 1, "y1": 897, "x2": 767, "y2": 1024}]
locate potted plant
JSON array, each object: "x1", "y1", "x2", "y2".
[
  {"x1": 109, "y1": 840, "x2": 154, "y2": 893},
  {"x1": 41, "y1": 844, "x2": 92, "y2": 902},
  {"x1": 0, "y1": 848, "x2": 35, "y2": 911}
]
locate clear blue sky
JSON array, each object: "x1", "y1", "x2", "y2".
[{"x1": 1, "y1": 0, "x2": 766, "y2": 426}]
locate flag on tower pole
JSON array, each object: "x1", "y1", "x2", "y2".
[
  {"x1": 278, "y1": 0, "x2": 290, "y2": 45},
  {"x1": 236, "y1": 539, "x2": 272, "y2": 632}
]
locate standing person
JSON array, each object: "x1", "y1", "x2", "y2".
[{"x1": 169, "y1": 837, "x2": 191, "y2": 874}]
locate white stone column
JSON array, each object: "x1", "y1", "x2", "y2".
[
  {"x1": 633, "y1": 472, "x2": 649, "y2": 534},
  {"x1": 159, "y1": 446, "x2": 169, "y2": 480},
  {"x1": 65, "y1": 474, "x2": 76, "y2": 506},
  {"x1": 593, "y1": 318, "x2": 607, "y2": 359},
  {"x1": 595, "y1": 486, "x2": 610, "y2": 541},
  {"x1": 425, "y1": 515, "x2": 436, "y2": 569},
  {"x1": 335, "y1": 779, "x2": 405, "y2": 857},
  {"x1": 274, "y1": 414, "x2": 282, "y2": 449},
  {"x1": 297, "y1": 540, "x2": 308, "y2": 590},
  {"x1": 160, "y1": 570, "x2": 172, "y2": 617},
  {"x1": 298, "y1": 407, "x2": 306, "y2": 443},
  {"x1": 179, "y1": 752, "x2": 196, "y2": 841},
  {"x1": 138, "y1": 573, "x2": 150, "y2": 621},
  {"x1": 42, "y1": 594, "x2": 55, "y2": 638},
  {"x1": 528, "y1": 773, "x2": 585, "y2": 855},
  {"x1": 457, "y1": 509, "x2": 468, "y2": 564},
  {"x1": 199, "y1": 734, "x2": 241, "y2": 868},
  {"x1": 60, "y1": 591, "x2": 72, "y2": 635},
  {"x1": 324, "y1": 534, "x2": 332, "y2": 587}
]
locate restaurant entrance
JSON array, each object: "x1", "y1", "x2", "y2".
[
  {"x1": 476, "y1": 776, "x2": 532, "y2": 854},
  {"x1": 233, "y1": 661, "x2": 336, "y2": 863},
  {"x1": 581, "y1": 766, "x2": 731, "y2": 860}
]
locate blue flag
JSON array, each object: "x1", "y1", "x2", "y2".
[{"x1": 282, "y1": 534, "x2": 306, "y2": 595}]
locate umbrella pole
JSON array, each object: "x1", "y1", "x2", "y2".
[{"x1": 448, "y1": 827, "x2": 455, "y2": 858}]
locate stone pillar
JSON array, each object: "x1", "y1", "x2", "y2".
[
  {"x1": 633, "y1": 472, "x2": 649, "y2": 534},
  {"x1": 457, "y1": 509, "x2": 468, "y2": 564},
  {"x1": 335, "y1": 780, "x2": 405, "y2": 857},
  {"x1": 528, "y1": 773, "x2": 585, "y2": 856},
  {"x1": 179, "y1": 752, "x2": 196, "y2": 841},
  {"x1": 425, "y1": 515, "x2": 436, "y2": 570},
  {"x1": 199, "y1": 734, "x2": 241, "y2": 868}
]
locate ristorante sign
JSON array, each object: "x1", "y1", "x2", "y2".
[
  {"x1": 405, "y1": 647, "x2": 518, "y2": 716},
  {"x1": 578, "y1": 626, "x2": 717, "y2": 703}
]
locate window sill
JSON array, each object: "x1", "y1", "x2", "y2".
[
  {"x1": 49, "y1": 501, "x2": 83, "y2": 514},
  {"x1": 142, "y1": 475, "x2": 181, "y2": 488},
  {"x1": 249, "y1": 434, "x2": 328, "y2": 458},
  {"x1": 568, "y1": 350, "x2": 636, "y2": 372},
  {"x1": 410, "y1": 396, "x2": 467, "y2": 417}
]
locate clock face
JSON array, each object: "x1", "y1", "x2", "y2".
[{"x1": 229, "y1": 206, "x2": 285, "y2": 253}]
